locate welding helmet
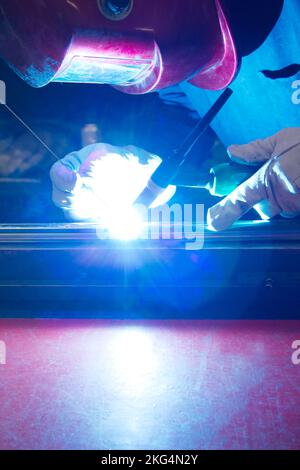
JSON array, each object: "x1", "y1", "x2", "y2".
[{"x1": 0, "y1": 0, "x2": 238, "y2": 93}]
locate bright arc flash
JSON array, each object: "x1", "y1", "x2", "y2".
[
  {"x1": 69, "y1": 150, "x2": 176, "y2": 240},
  {"x1": 105, "y1": 206, "x2": 145, "y2": 241}
]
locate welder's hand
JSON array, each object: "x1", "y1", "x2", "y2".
[
  {"x1": 207, "y1": 128, "x2": 300, "y2": 231},
  {"x1": 50, "y1": 143, "x2": 176, "y2": 220}
]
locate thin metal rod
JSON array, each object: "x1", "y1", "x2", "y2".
[
  {"x1": 2, "y1": 103, "x2": 60, "y2": 161},
  {"x1": 176, "y1": 88, "x2": 233, "y2": 164},
  {"x1": 151, "y1": 88, "x2": 233, "y2": 187}
]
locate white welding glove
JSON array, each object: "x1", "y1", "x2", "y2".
[
  {"x1": 50, "y1": 143, "x2": 176, "y2": 220},
  {"x1": 207, "y1": 128, "x2": 300, "y2": 231}
]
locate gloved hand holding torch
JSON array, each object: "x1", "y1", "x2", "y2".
[{"x1": 208, "y1": 128, "x2": 300, "y2": 231}]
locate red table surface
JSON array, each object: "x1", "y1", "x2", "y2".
[{"x1": 0, "y1": 319, "x2": 299, "y2": 450}]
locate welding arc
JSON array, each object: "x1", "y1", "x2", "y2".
[{"x1": 2, "y1": 103, "x2": 60, "y2": 161}]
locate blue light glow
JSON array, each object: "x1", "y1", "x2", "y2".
[{"x1": 69, "y1": 148, "x2": 176, "y2": 239}]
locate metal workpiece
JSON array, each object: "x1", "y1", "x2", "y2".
[
  {"x1": 0, "y1": 220, "x2": 300, "y2": 250},
  {"x1": 0, "y1": 220, "x2": 300, "y2": 319}
]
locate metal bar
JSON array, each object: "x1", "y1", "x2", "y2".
[{"x1": 0, "y1": 220, "x2": 300, "y2": 250}]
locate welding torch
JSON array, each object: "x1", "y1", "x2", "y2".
[{"x1": 134, "y1": 88, "x2": 256, "y2": 206}]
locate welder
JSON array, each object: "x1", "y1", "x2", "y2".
[{"x1": 1, "y1": 0, "x2": 300, "y2": 230}]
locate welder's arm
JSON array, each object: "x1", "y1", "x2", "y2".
[{"x1": 207, "y1": 128, "x2": 300, "y2": 231}]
